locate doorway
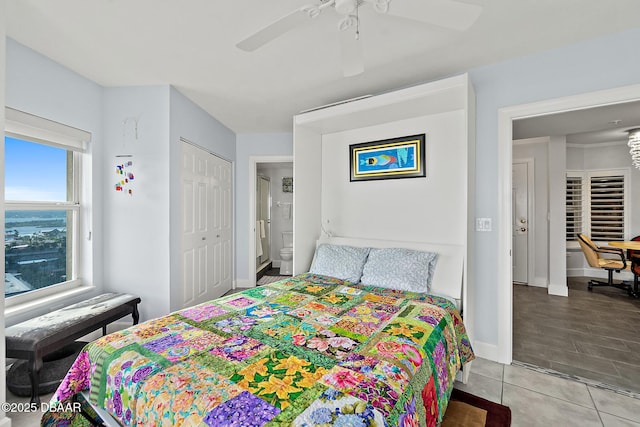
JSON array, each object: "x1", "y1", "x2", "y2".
[
  {"x1": 248, "y1": 156, "x2": 294, "y2": 286},
  {"x1": 497, "y1": 84, "x2": 640, "y2": 364},
  {"x1": 180, "y1": 140, "x2": 232, "y2": 308}
]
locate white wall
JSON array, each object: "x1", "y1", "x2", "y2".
[
  {"x1": 4, "y1": 42, "x2": 240, "y2": 322},
  {"x1": 513, "y1": 138, "x2": 549, "y2": 286},
  {"x1": 256, "y1": 164, "x2": 294, "y2": 267},
  {"x1": 5, "y1": 38, "x2": 104, "y2": 325},
  {"x1": 168, "y1": 87, "x2": 235, "y2": 311},
  {"x1": 235, "y1": 133, "x2": 293, "y2": 285},
  {"x1": 102, "y1": 86, "x2": 171, "y2": 321},
  {"x1": 321, "y1": 112, "x2": 467, "y2": 245},
  {"x1": 469, "y1": 27, "x2": 640, "y2": 348}
]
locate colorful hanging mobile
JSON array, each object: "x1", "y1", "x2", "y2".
[{"x1": 115, "y1": 160, "x2": 135, "y2": 195}]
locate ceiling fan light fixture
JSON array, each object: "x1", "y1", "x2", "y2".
[{"x1": 628, "y1": 128, "x2": 640, "y2": 170}]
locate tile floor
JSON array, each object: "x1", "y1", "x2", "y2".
[
  {"x1": 7, "y1": 357, "x2": 640, "y2": 426},
  {"x1": 513, "y1": 277, "x2": 640, "y2": 394},
  {"x1": 455, "y1": 357, "x2": 640, "y2": 427}
]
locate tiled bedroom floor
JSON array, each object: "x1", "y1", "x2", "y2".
[
  {"x1": 456, "y1": 357, "x2": 640, "y2": 427},
  {"x1": 513, "y1": 277, "x2": 640, "y2": 394}
]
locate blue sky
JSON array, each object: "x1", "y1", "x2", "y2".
[{"x1": 4, "y1": 136, "x2": 67, "y2": 201}]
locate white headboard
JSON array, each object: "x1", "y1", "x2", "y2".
[{"x1": 316, "y1": 236, "x2": 464, "y2": 308}]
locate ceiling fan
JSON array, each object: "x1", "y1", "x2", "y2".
[{"x1": 236, "y1": 0, "x2": 482, "y2": 77}]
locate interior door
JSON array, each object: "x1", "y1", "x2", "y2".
[
  {"x1": 512, "y1": 162, "x2": 529, "y2": 284},
  {"x1": 181, "y1": 142, "x2": 232, "y2": 308},
  {"x1": 256, "y1": 176, "x2": 271, "y2": 265}
]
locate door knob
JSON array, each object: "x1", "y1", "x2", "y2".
[
  {"x1": 520, "y1": 227, "x2": 527, "y2": 232},
  {"x1": 520, "y1": 218, "x2": 527, "y2": 224}
]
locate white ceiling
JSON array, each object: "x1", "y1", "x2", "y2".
[
  {"x1": 6, "y1": 0, "x2": 640, "y2": 133},
  {"x1": 514, "y1": 100, "x2": 640, "y2": 145}
]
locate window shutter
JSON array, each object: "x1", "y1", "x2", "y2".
[
  {"x1": 566, "y1": 175, "x2": 583, "y2": 241},
  {"x1": 589, "y1": 174, "x2": 625, "y2": 241}
]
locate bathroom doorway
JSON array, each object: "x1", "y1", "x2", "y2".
[{"x1": 250, "y1": 156, "x2": 294, "y2": 284}]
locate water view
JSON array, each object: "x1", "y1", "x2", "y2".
[{"x1": 5, "y1": 210, "x2": 69, "y2": 297}]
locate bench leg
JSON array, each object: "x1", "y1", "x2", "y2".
[
  {"x1": 28, "y1": 355, "x2": 43, "y2": 405},
  {"x1": 132, "y1": 303, "x2": 140, "y2": 325}
]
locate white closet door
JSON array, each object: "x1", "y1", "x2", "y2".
[{"x1": 181, "y1": 141, "x2": 232, "y2": 308}]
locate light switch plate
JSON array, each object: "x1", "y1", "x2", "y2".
[{"x1": 476, "y1": 218, "x2": 492, "y2": 232}]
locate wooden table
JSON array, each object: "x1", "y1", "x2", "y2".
[
  {"x1": 609, "y1": 241, "x2": 640, "y2": 297},
  {"x1": 608, "y1": 241, "x2": 640, "y2": 251},
  {"x1": 5, "y1": 293, "x2": 141, "y2": 404}
]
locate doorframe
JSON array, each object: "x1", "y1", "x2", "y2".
[
  {"x1": 248, "y1": 156, "x2": 293, "y2": 287},
  {"x1": 497, "y1": 83, "x2": 640, "y2": 364},
  {"x1": 512, "y1": 157, "x2": 535, "y2": 286},
  {"x1": 256, "y1": 174, "x2": 272, "y2": 267}
]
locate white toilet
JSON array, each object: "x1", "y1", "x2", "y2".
[{"x1": 279, "y1": 231, "x2": 293, "y2": 275}]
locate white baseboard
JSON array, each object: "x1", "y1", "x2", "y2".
[
  {"x1": 567, "y1": 267, "x2": 633, "y2": 281},
  {"x1": 471, "y1": 340, "x2": 498, "y2": 362},
  {"x1": 234, "y1": 279, "x2": 252, "y2": 289},
  {"x1": 548, "y1": 283, "x2": 568, "y2": 297},
  {"x1": 0, "y1": 415, "x2": 12, "y2": 427},
  {"x1": 532, "y1": 276, "x2": 548, "y2": 287},
  {"x1": 527, "y1": 282, "x2": 546, "y2": 288},
  {"x1": 566, "y1": 268, "x2": 583, "y2": 277}
]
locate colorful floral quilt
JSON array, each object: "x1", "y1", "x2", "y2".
[{"x1": 42, "y1": 273, "x2": 474, "y2": 427}]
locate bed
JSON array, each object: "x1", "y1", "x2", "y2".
[{"x1": 41, "y1": 238, "x2": 474, "y2": 427}]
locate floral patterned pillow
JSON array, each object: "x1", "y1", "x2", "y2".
[
  {"x1": 360, "y1": 248, "x2": 438, "y2": 292},
  {"x1": 309, "y1": 244, "x2": 371, "y2": 283}
]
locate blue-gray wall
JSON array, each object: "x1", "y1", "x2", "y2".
[
  {"x1": 469, "y1": 27, "x2": 640, "y2": 347},
  {"x1": 234, "y1": 133, "x2": 293, "y2": 285},
  {"x1": 5, "y1": 38, "x2": 104, "y2": 325},
  {"x1": 169, "y1": 87, "x2": 236, "y2": 311}
]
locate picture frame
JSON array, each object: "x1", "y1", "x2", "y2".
[
  {"x1": 282, "y1": 177, "x2": 293, "y2": 193},
  {"x1": 349, "y1": 134, "x2": 426, "y2": 182}
]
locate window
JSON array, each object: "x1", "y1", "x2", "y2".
[
  {"x1": 4, "y1": 108, "x2": 90, "y2": 302},
  {"x1": 565, "y1": 174, "x2": 584, "y2": 241},
  {"x1": 566, "y1": 169, "x2": 629, "y2": 244}
]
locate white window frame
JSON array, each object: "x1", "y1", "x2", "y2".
[
  {"x1": 566, "y1": 168, "x2": 630, "y2": 248},
  {"x1": 4, "y1": 107, "x2": 90, "y2": 308}
]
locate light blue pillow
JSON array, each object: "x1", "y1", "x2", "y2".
[
  {"x1": 360, "y1": 248, "x2": 438, "y2": 292},
  {"x1": 309, "y1": 244, "x2": 371, "y2": 283}
]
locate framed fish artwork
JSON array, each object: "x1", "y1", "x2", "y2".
[{"x1": 349, "y1": 134, "x2": 426, "y2": 181}]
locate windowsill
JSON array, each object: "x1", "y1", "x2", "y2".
[{"x1": 4, "y1": 285, "x2": 96, "y2": 321}]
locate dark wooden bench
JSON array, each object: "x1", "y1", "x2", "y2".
[{"x1": 5, "y1": 293, "x2": 141, "y2": 404}]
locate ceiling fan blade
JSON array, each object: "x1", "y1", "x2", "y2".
[
  {"x1": 340, "y1": 29, "x2": 364, "y2": 77},
  {"x1": 386, "y1": 0, "x2": 482, "y2": 31},
  {"x1": 236, "y1": 9, "x2": 314, "y2": 52}
]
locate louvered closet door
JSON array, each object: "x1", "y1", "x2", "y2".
[{"x1": 181, "y1": 141, "x2": 232, "y2": 308}]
